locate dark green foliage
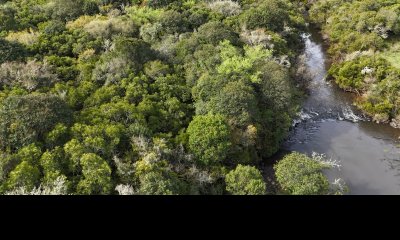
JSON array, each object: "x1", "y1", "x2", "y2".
[
  {"x1": 138, "y1": 170, "x2": 187, "y2": 195},
  {"x1": 83, "y1": 1, "x2": 100, "y2": 16},
  {"x1": 0, "y1": 4, "x2": 17, "y2": 31},
  {"x1": 0, "y1": 94, "x2": 73, "y2": 151},
  {"x1": 0, "y1": 39, "x2": 26, "y2": 64},
  {"x1": 209, "y1": 80, "x2": 259, "y2": 127},
  {"x1": 240, "y1": 0, "x2": 290, "y2": 32},
  {"x1": 45, "y1": 55, "x2": 79, "y2": 81},
  {"x1": 160, "y1": 10, "x2": 188, "y2": 34},
  {"x1": 0, "y1": 0, "x2": 48, "y2": 31},
  {"x1": 196, "y1": 21, "x2": 239, "y2": 46},
  {"x1": 47, "y1": 0, "x2": 93, "y2": 22},
  {"x1": 187, "y1": 114, "x2": 232, "y2": 166},
  {"x1": 145, "y1": 0, "x2": 177, "y2": 8}
]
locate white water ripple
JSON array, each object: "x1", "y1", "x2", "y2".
[{"x1": 340, "y1": 105, "x2": 364, "y2": 123}]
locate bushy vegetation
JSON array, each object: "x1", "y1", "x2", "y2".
[
  {"x1": 0, "y1": 0, "x2": 339, "y2": 195},
  {"x1": 274, "y1": 152, "x2": 347, "y2": 195},
  {"x1": 225, "y1": 164, "x2": 266, "y2": 195},
  {"x1": 309, "y1": 0, "x2": 400, "y2": 126}
]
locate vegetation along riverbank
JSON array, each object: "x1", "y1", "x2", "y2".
[{"x1": 308, "y1": 0, "x2": 400, "y2": 127}]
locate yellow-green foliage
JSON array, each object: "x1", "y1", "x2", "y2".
[
  {"x1": 66, "y1": 14, "x2": 137, "y2": 38},
  {"x1": 125, "y1": 6, "x2": 163, "y2": 25},
  {"x1": 274, "y1": 152, "x2": 330, "y2": 195},
  {"x1": 66, "y1": 15, "x2": 98, "y2": 30},
  {"x1": 5, "y1": 29, "x2": 39, "y2": 45}
]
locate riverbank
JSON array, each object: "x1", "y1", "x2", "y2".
[
  {"x1": 309, "y1": 0, "x2": 400, "y2": 129},
  {"x1": 265, "y1": 26, "x2": 400, "y2": 194}
]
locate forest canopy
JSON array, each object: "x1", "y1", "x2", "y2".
[{"x1": 0, "y1": 0, "x2": 344, "y2": 195}]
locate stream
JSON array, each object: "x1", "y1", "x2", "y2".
[{"x1": 282, "y1": 29, "x2": 400, "y2": 194}]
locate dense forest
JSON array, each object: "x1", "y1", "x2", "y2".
[{"x1": 0, "y1": 0, "x2": 367, "y2": 195}]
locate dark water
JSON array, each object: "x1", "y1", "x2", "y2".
[{"x1": 283, "y1": 30, "x2": 400, "y2": 194}]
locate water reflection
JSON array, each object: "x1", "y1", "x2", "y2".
[{"x1": 282, "y1": 30, "x2": 400, "y2": 195}]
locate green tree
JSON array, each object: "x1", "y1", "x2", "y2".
[
  {"x1": 187, "y1": 114, "x2": 232, "y2": 165},
  {"x1": 47, "y1": 0, "x2": 85, "y2": 21},
  {"x1": 6, "y1": 161, "x2": 40, "y2": 191},
  {"x1": 70, "y1": 123, "x2": 125, "y2": 159},
  {"x1": 225, "y1": 164, "x2": 266, "y2": 195},
  {"x1": 0, "y1": 39, "x2": 26, "y2": 64},
  {"x1": 196, "y1": 21, "x2": 239, "y2": 46},
  {"x1": 77, "y1": 153, "x2": 112, "y2": 195},
  {"x1": 209, "y1": 80, "x2": 259, "y2": 127},
  {"x1": 45, "y1": 123, "x2": 70, "y2": 149},
  {"x1": 138, "y1": 171, "x2": 182, "y2": 195},
  {"x1": 274, "y1": 152, "x2": 330, "y2": 195},
  {"x1": 160, "y1": 10, "x2": 187, "y2": 34},
  {"x1": 40, "y1": 147, "x2": 66, "y2": 180},
  {"x1": 0, "y1": 4, "x2": 17, "y2": 31},
  {"x1": 258, "y1": 61, "x2": 293, "y2": 111},
  {"x1": 92, "y1": 37, "x2": 155, "y2": 84},
  {"x1": 0, "y1": 144, "x2": 42, "y2": 191},
  {"x1": 240, "y1": 0, "x2": 289, "y2": 32},
  {"x1": 0, "y1": 94, "x2": 72, "y2": 151},
  {"x1": 63, "y1": 139, "x2": 85, "y2": 174}
]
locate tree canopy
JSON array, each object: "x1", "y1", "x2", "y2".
[{"x1": 0, "y1": 0, "x2": 334, "y2": 195}]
